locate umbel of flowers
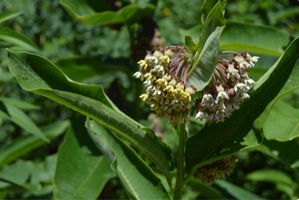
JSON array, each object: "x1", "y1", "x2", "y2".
[
  {"x1": 133, "y1": 45, "x2": 258, "y2": 125},
  {"x1": 134, "y1": 46, "x2": 197, "y2": 125}
]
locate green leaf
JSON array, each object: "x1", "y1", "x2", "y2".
[
  {"x1": 0, "y1": 27, "x2": 39, "y2": 53},
  {"x1": 187, "y1": 179, "x2": 227, "y2": 199},
  {"x1": 0, "y1": 97, "x2": 40, "y2": 110},
  {"x1": 54, "y1": 56, "x2": 130, "y2": 82},
  {"x1": 254, "y1": 139, "x2": 299, "y2": 168},
  {"x1": 7, "y1": 49, "x2": 172, "y2": 186},
  {"x1": 246, "y1": 169, "x2": 296, "y2": 186},
  {"x1": 86, "y1": 120, "x2": 170, "y2": 199},
  {"x1": 184, "y1": 35, "x2": 197, "y2": 56},
  {"x1": 215, "y1": 179, "x2": 265, "y2": 199},
  {"x1": 0, "y1": 11, "x2": 22, "y2": 24},
  {"x1": 263, "y1": 100, "x2": 299, "y2": 141},
  {"x1": 198, "y1": 1, "x2": 225, "y2": 53},
  {"x1": 185, "y1": 36, "x2": 299, "y2": 174},
  {"x1": 54, "y1": 117, "x2": 115, "y2": 199},
  {"x1": 60, "y1": 0, "x2": 155, "y2": 25},
  {"x1": 291, "y1": 159, "x2": 299, "y2": 169},
  {"x1": 269, "y1": 7, "x2": 299, "y2": 25},
  {"x1": 187, "y1": 26, "x2": 225, "y2": 91},
  {"x1": 0, "y1": 120, "x2": 69, "y2": 168},
  {"x1": 220, "y1": 22, "x2": 290, "y2": 56},
  {"x1": 0, "y1": 101, "x2": 49, "y2": 142}
]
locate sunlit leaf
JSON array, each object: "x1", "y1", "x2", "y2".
[{"x1": 0, "y1": 11, "x2": 22, "y2": 24}]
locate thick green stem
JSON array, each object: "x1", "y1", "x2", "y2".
[{"x1": 174, "y1": 124, "x2": 186, "y2": 199}]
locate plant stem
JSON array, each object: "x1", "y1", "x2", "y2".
[{"x1": 174, "y1": 123, "x2": 186, "y2": 199}]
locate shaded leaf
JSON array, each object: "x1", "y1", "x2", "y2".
[
  {"x1": 54, "y1": 117, "x2": 115, "y2": 199},
  {"x1": 0, "y1": 101, "x2": 49, "y2": 142},
  {"x1": 215, "y1": 179, "x2": 265, "y2": 199},
  {"x1": 7, "y1": 49, "x2": 172, "y2": 185},
  {"x1": 87, "y1": 120, "x2": 170, "y2": 199},
  {"x1": 0, "y1": 11, "x2": 22, "y2": 24},
  {"x1": 60, "y1": 0, "x2": 155, "y2": 25},
  {"x1": 220, "y1": 22, "x2": 290, "y2": 56},
  {"x1": 0, "y1": 97, "x2": 40, "y2": 110},
  {"x1": 246, "y1": 169, "x2": 296, "y2": 186},
  {"x1": 187, "y1": 179, "x2": 227, "y2": 199},
  {"x1": 0, "y1": 120, "x2": 69, "y2": 168},
  {"x1": 185, "y1": 36, "x2": 299, "y2": 174},
  {"x1": 0, "y1": 27, "x2": 39, "y2": 52}
]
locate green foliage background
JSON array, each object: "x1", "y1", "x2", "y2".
[{"x1": 0, "y1": 0, "x2": 299, "y2": 199}]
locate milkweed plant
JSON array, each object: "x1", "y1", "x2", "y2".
[{"x1": 3, "y1": 0, "x2": 299, "y2": 199}]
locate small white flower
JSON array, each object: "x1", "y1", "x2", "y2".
[
  {"x1": 227, "y1": 68, "x2": 240, "y2": 81},
  {"x1": 133, "y1": 72, "x2": 143, "y2": 80},
  {"x1": 215, "y1": 91, "x2": 229, "y2": 104},
  {"x1": 201, "y1": 94, "x2": 214, "y2": 107},
  {"x1": 145, "y1": 56, "x2": 158, "y2": 66},
  {"x1": 195, "y1": 111, "x2": 206, "y2": 120},
  {"x1": 238, "y1": 62, "x2": 250, "y2": 73}
]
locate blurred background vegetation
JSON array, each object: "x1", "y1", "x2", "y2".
[{"x1": 0, "y1": 0, "x2": 299, "y2": 199}]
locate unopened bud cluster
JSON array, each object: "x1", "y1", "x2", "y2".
[
  {"x1": 133, "y1": 46, "x2": 196, "y2": 125},
  {"x1": 195, "y1": 51, "x2": 258, "y2": 123},
  {"x1": 193, "y1": 156, "x2": 238, "y2": 184}
]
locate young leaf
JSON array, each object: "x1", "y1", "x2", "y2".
[
  {"x1": 54, "y1": 117, "x2": 115, "y2": 199},
  {"x1": 60, "y1": 0, "x2": 155, "y2": 25},
  {"x1": 185, "y1": 36, "x2": 299, "y2": 174},
  {"x1": 7, "y1": 49, "x2": 172, "y2": 186},
  {"x1": 187, "y1": 26, "x2": 225, "y2": 91},
  {"x1": 86, "y1": 120, "x2": 170, "y2": 200}
]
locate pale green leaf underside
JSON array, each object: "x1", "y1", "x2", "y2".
[
  {"x1": 187, "y1": 26, "x2": 224, "y2": 91},
  {"x1": 87, "y1": 120, "x2": 170, "y2": 200}
]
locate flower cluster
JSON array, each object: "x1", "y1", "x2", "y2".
[
  {"x1": 133, "y1": 46, "x2": 196, "y2": 125},
  {"x1": 193, "y1": 156, "x2": 238, "y2": 184},
  {"x1": 195, "y1": 51, "x2": 258, "y2": 123}
]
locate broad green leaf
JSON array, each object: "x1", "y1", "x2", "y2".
[
  {"x1": 0, "y1": 101, "x2": 49, "y2": 142},
  {"x1": 60, "y1": 0, "x2": 155, "y2": 25},
  {"x1": 7, "y1": 49, "x2": 172, "y2": 186},
  {"x1": 246, "y1": 169, "x2": 296, "y2": 186},
  {"x1": 0, "y1": 97, "x2": 40, "y2": 110},
  {"x1": 86, "y1": 120, "x2": 170, "y2": 199},
  {"x1": 54, "y1": 56, "x2": 130, "y2": 82},
  {"x1": 180, "y1": 22, "x2": 290, "y2": 57},
  {"x1": 269, "y1": 7, "x2": 299, "y2": 25},
  {"x1": 0, "y1": 11, "x2": 22, "y2": 24},
  {"x1": 0, "y1": 120, "x2": 69, "y2": 168},
  {"x1": 215, "y1": 179, "x2": 265, "y2": 199},
  {"x1": 54, "y1": 117, "x2": 115, "y2": 199},
  {"x1": 220, "y1": 22, "x2": 290, "y2": 56},
  {"x1": 187, "y1": 26, "x2": 225, "y2": 91},
  {"x1": 185, "y1": 36, "x2": 299, "y2": 174},
  {"x1": 0, "y1": 27, "x2": 39, "y2": 52},
  {"x1": 263, "y1": 100, "x2": 299, "y2": 141}
]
